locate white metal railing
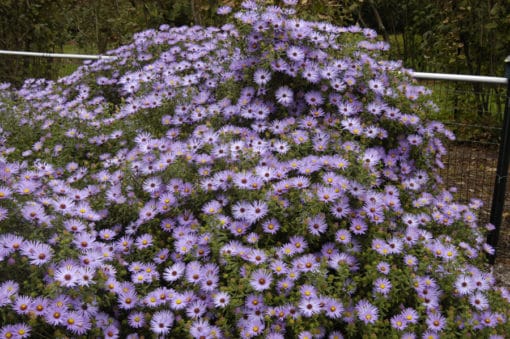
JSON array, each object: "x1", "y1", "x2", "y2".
[
  {"x1": 0, "y1": 50, "x2": 116, "y2": 60},
  {"x1": 413, "y1": 71, "x2": 507, "y2": 85}
]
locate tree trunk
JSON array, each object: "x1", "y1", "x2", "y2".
[{"x1": 367, "y1": 0, "x2": 389, "y2": 42}]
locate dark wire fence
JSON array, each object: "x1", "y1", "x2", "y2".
[
  {"x1": 415, "y1": 69, "x2": 510, "y2": 265},
  {"x1": 1, "y1": 51, "x2": 510, "y2": 264}
]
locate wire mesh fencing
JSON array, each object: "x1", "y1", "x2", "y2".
[{"x1": 417, "y1": 78, "x2": 510, "y2": 262}]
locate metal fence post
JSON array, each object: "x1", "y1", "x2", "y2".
[{"x1": 487, "y1": 55, "x2": 510, "y2": 265}]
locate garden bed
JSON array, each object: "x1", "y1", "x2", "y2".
[{"x1": 0, "y1": 2, "x2": 508, "y2": 337}]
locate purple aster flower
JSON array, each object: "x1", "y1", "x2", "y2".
[
  {"x1": 299, "y1": 284, "x2": 318, "y2": 299},
  {"x1": 103, "y1": 324, "x2": 119, "y2": 339},
  {"x1": 361, "y1": 148, "x2": 383, "y2": 168},
  {"x1": 469, "y1": 291, "x2": 489, "y2": 311},
  {"x1": 341, "y1": 117, "x2": 363, "y2": 135},
  {"x1": 368, "y1": 79, "x2": 385, "y2": 95},
  {"x1": 13, "y1": 295, "x2": 34, "y2": 315},
  {"x1": 246, "y1": 248, "x2": 267, "y2": 265},
  {"x1": 250, "y1": 268, "x2": 273, "y2": 291},
  {"x1": 254, "y1": 68, "x2": 271, "y2": 86},
  {"x1": 350, "y1": 217, "x2": 368, "y2": 235},
  {"x1": 455, "y1": 274, "x2": 475, "y2": 295},
  {"x1": 0, "y1": 281, "x2": 18, "y2": 304},
  {"x1": 317, "y1": 185, "x2": 341, "y2": 203},
  {"x1": 297, "y1": 331, "x2": 314, "y2": 339},
  {"x1": 190, "y1": 319, "x2": 212, "y2": 338},
  {"x1": 229, "y1": 220, "x2": 249, "y2": 236},
  {"x1": 307, "y1": 214, "x2": 327, "y2": 235},
  {"x1": 355, "y1": 299, "x2": 379, "y2": 324},
  {"x1": 373, "y1": 277, "x2": 392, "y2": 295},
  {"x1": 463, "y1": 210, "x2": 477, "y2": 224},
  {"x1": 291, "y1": 129, "x2": 309, "y2": 144},
  {"x1": 30, "y1": 297, "x2": 50, "y2": 317},
  {"x1": 245, "y1": 200, "x2": 268, "y2": 223},
  {"x1": 441, "y1": 244, "x2": 458, "y2": 261},
  {"x1": 302, "y1": 64, "x2": 321, "y2": 83},
  {"x1": 335, "y1": 229, "x2": 352, "y2": 245},
  {"x1": 243, "y1": 294, "x2": 264, "y2": 313},
  {"x1": 64, "y1": 311, "x2": 91, "y2": 335},
  {"x1": 338, "y1": 101, "x2": 358, "y2": 116},
  {"x1": 404, "y1": 254, "x2": 418, "y2": 267},
  {"x1": 387, "y1": 237, "x2": 403, "y2": 254},
  {"x1": 271, "y1": 58, "x2": 289, "y2": 73},
  {"x1": 246, "y1": 232, "x2": 259, "y2": 244},
  {"x1": 51, "y1": 195, "x2": 76, "y2": 215},
  {"x1": 330, "y1": 196, "x2": 351, "y2": 219},
  {"x1": 128, "y1": 311, "x2": 145, "y2": 328},
  {"x1": 0, "y1": 323, "x2": 31, "y2": 338},
  {"x1": 422, "y1": 331, "x2": 439, "y2": 339},
  {"x1": 157, "y1": 192, "x2": 176, "y2": 211},
  {"x1": 217, "y1": 5, "x2": 232, "y2": 15},
  {"x1": 44, "y1": 304, "x2": 66, "y2": 326},
  {"x1": 64, "y1": 218, "x2": 88, "y2": 234},
  {"x1": 200, "y1": 271, "x2": 219, "y2": 292},
  {"x1": 401, "y1": 308, "x2": 419, "y2": 324},
  {"x1": 153, "y1": 248, "x2": 170, "y2": 264},
  {"x1": 0, "y1": 185, "x2": 12, "y2": 200},
  {"x1": 287, "y1": 45, "x2": 305, "y2": 61},
  {"x1": 21, "y1": 202, "x2": 48, "y2": 224},
  {"x1": 185, "y1": 261, "x2": 203, "y2": 285},
  {"x1": 288, "y1": 235, "x2": 307, "y2": 254},
  {"x1": 202, "y1": 200, "x2": 222, "y2": 215},
  {"x1": 299, "y1": 116, "x2": 318, "y2": 130},
  {"x1": 483, "y1": 243, "x2": 495, "y2": 255},
  {"x1": 54, "y1": 263, "x2": 81, "y2": 287},
  {"x1": 186, "y1": 300, "x2": 208, "y2": 319},
  {"x1": 329, "y1": 331, "x2": 345, "y2": 339},
  {"x1": 118, "y1": 289, "x2": 138, "y2": 310},
  {"x1": 329, "y1": 252, "x2": 358, "y2": 272},
  {"x1": 273, "y1": 140, "x2": 290, "y2": 154},
  {"x1": 480, "y1": 311, "x2": 502, "y2": 328},
  {"x1": 299, "y1": 298, "x2": 321, "y2": 317},
  {"x1": 231, "y1": 200, "x2": 251, "y2": 220},
  {"x1": 170, "y1": 292, "x2": 190, "y2": 310},
  {"x1": 150, "y1": 310, "x2": 174, "y2": 335},
  {"x1": 426, "y1": 312, "x2": 446, "y2": 332},
  {"x1": 322, "y1": 297, "x2": 343, "y2": 319},
  {"x1": 293, "y1": 254, "x2": 320, "y2": 273},
  {"x1": 22, "y1": 240, "x2": 52, "y2": 266},
  {"x1": 245, "y1": 317, "x2": 268, "y2": 337},
  {"x1": 391, "y1": 314, "x2": 408, "y2": 331},
  {"x1": 304, "y1": 90, "x2": 323, "y2": 106},
  {"x1": 213, "y1": 291, "x2": 230, "y2": 308},
  {"x1": 262, "y1": 218, "x2": 280, "y2": 234},
  {"x1": 255, "y1": 165, "x2": 276, "y2": 182},
  {"x1": 135, "y1": 233, "x2": 153, "y2": 249},
  {"x1": 270, "y1": 259, "x2": 289, "y2": 275},
  {"x1": 376, "y1": 262, "x2": 390, "y2": 275}
]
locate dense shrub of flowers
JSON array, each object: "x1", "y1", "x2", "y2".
[{"x1": 0, "y1": 0, "x2": 509, "y2": 338}]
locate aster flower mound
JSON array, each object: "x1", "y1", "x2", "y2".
[{"x1": 0, "y1": 1, "x2": 509, "y2": 338}]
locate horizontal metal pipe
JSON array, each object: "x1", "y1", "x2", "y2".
[
  {"x1": 413, "y1": 71, "x2": 507, "y2": 84},
  {"x1": 1, "y1": 50, "x2": 507, "y2": 85},
  {"x1": 0, "y1": 50, "x2": 116, "y2": 60}
]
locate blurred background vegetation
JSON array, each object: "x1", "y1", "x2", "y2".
[{"x1": 1, "y1": 0, "x2": 510, "y2": 85}]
